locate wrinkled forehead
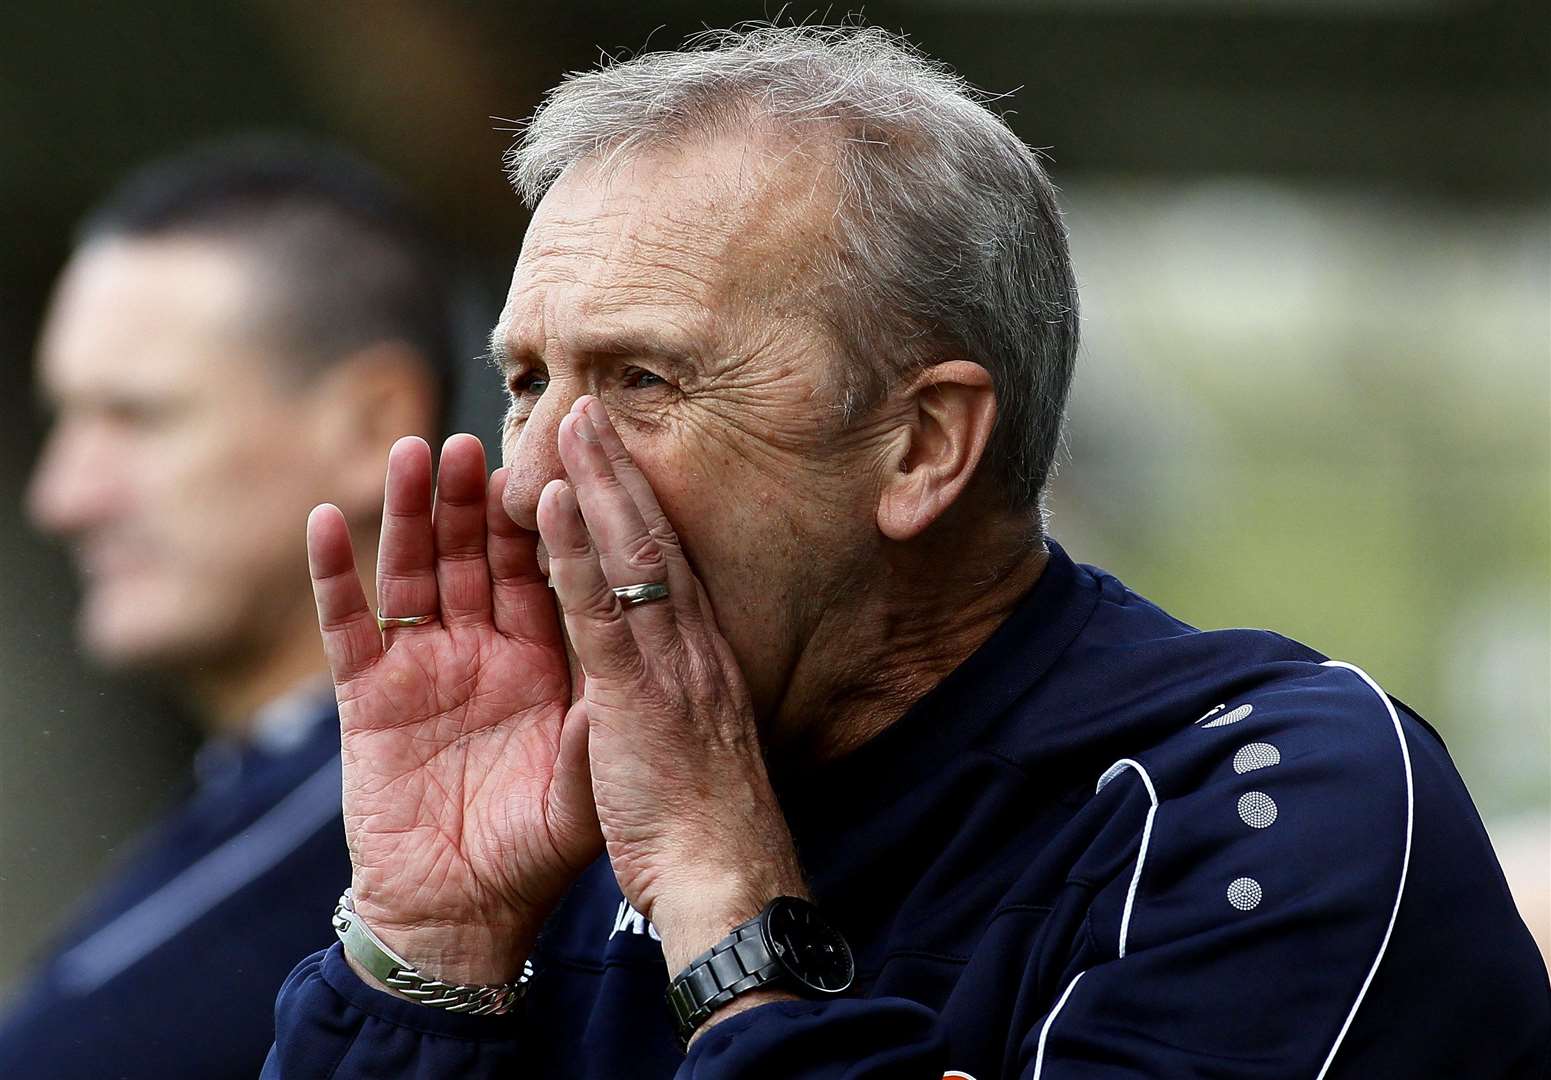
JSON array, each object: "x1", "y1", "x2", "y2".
[{"x1": 502, "y1": 132, "x2": 841, "y2": 340}]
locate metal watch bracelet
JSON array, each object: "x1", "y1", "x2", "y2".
[
  {"x1": 666, "y1": 914, "x2": 783, "y2": 1048},
  {"x1": 331, "y1": 889, "x2": 532, "y2": 1016}
]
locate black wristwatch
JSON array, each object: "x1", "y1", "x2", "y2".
[{"x1": 665, "y1": 895, "x2": 855, "y2": 1048}]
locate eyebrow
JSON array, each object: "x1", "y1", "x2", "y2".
[
  {"x1": 572, "y1": 327, "x2": 701, "y2": 371},
  {"x1": 485, "y1": 322, "x2": 704, "y2": 376}
]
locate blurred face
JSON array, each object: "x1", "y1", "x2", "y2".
[
  {"x1": 496, "y1": 137, "x2": 893, "y2": 718},
  {"x1": 28, "y1": 237, "x2": 334, "y2": 672}
]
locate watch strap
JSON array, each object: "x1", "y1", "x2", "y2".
[
  {"x1": 332, "y1": 889, "x2": 531, "y2": 1016},
  {"x1": 666, "y1": 910, "x2": 784, "y2": 1048}
]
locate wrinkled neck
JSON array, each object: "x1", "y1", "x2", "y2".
[{"x1": 767, "y1": 527, "x2": 1047, "y2": 768}]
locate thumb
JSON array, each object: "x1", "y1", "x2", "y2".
[{"x1": 547, "y1": 699, "x2": 600, "y2": 847}]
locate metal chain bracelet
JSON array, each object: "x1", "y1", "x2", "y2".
[{"x1": 332, "y1": 889, "x2": 532, "y2": 1016}]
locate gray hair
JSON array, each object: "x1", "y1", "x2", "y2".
[{"x1": 508, "y1": 24, "x2": 1079, "y2": 521}]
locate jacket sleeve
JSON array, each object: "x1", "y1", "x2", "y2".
[
  {"x1": 261, "y1": 944, "x2": 529, "y2": 1078},
  {"x1": 262, "y1": 942, "x2": 951, "y2": 1079},
  {"x1": 678, "y1": 998, "x2": 946, "y2": 1078}
]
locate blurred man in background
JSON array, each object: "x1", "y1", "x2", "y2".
[{"x1": 0, "y1": 139, "x2": 456, "y2": 1078}]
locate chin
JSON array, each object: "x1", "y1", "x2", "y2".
[{"x1": 77, "y1": 595, "x2": 207, "y2": 674}]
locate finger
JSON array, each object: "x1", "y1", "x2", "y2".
[
  {"x1": 307, "y1": 503, "x2": 382, "y2": 683},
  {"x1": 563, "y1": 632, "x2": 586, "y2": 706},
  {"x1": 537, "y1": 478, "x2": 643, "y2": 681},
  {"x1": 557, "y1": 402, "x2": 675, "y2": 644},
  {"x1": 488, "y1": 467, "x2": 563, "y2": 649},
  {"x1": 546, "y1": 700, "x2": 601, "y2": 852},
  {"x1": 574, "y1": 397, "x2": 702, "y2": 629},
  {"x1": 432, "y1": 434, "x2": 491, "y2": 626},
  {"x1": 375, "y1": 436, "x2": 440, "y2": 640}
]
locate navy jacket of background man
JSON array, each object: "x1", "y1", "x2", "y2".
[
  {"x1": 264, "y1": 543, "x2": 1551, "y2": 1078},
  {"x1": 0, "y1": 689, "x2": 349, "y2": 1079}
]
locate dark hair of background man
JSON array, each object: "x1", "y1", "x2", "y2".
[{"x1": 77, "y1": 136, "x2": 461, "y2": 437}]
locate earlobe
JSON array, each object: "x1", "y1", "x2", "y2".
[{"x1": 875, "y1": 361, "x2": 997, "y2": 543}]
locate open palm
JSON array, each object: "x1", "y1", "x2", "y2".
[{"x1": 306, "y1": 435, "x2": 599, "y2": 979}]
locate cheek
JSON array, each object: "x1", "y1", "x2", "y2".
[
  {"x1": 653, "y1": 467, "x2": 799, "y2": 590},
  {"x1": 641, "y1": 431, "x2": 861, "y2": 565},
  {"x1": 111, "y1": 432, "x2": 228, "y2": 552},
  {"x1": 161, "y1": 418, "x2": 316, "y2": 558},
  {"x1": 631, "y1": 399, "x2": 882, "y2": 585},
  {"x1": 156, "y1": 412, "x2": 268, "y2": 489}
]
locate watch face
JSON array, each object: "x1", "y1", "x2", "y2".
[{"x1": 763, "y1": 897, "x2": 855, "y2": 995}]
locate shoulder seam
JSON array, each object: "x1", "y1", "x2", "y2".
[
  {"x1": 1094, "y1": 759, "x2": 1161, "y2": 959},
  {"x1": 1313, "y1": 660, "x2": 1415, "y2": 1080}
]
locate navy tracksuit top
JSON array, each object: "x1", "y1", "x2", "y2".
[
  {"x1": 264, "y1": 543, "x2": 1551, "y2": 1078},
  {"x1": 0, "y1": 699, "x2": 349, "y2": 1079}
]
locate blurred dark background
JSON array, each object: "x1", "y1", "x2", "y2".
[{"x1": 3, "y1": 0, "x2": 1548, "y2": 982}]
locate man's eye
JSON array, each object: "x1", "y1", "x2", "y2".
[
  {"x1": 624, "y1": 366, "x2": 667, "y2": 389},
  {"x1": 510, "y1": 372, "x2": 549, "y2": 397}
]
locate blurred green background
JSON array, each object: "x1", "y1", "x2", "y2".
[{"x1": 2, "y1": 0, "x2": 1547, "y2": 983}]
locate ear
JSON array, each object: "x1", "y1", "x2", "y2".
[
  {"x1": 305, "y1": 343, "x2": 441, "y2": 523},
  {"x1": 876, "y1": 361, "x2": 997, "y2": 542}
]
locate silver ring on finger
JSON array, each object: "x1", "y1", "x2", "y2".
[{"x1": 611, "y1": 582, "x2": 669, "y2": 608}]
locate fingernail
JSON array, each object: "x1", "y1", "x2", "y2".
[{"x1": 573, "y1": 412, "x2": 599, "y2": 443}]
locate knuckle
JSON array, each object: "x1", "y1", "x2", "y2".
[
  {"x1": 585, "y1": 469, "x2": 627, "y2": 498},
  {"x1": 621, "y1": 533, "x2": 665, "y2": 573},
  {"x1": 435, "y1": 486, "x2": 485, "y2": 509},
  {"x1": 647, "y1": 521, "x2": 683, "y2": 554},
  {"x1": 573, "y1": 583, "x2": 625, "y2": 624},
  {"x1": 377, "y1": 569, "x2": 430, "y2": 586},
  {"x1": 547, "y1": 530, "x2": 594, "y2": 559}
]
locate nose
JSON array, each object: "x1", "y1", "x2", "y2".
[
  {"x1": 27, "y1": 418, "x2": 118, "y2": 538},
  {"x1": 500, "y1": 386, "x2": 576, "y2": 532}
]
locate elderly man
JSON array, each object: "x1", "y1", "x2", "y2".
[
  {"x1": 3, "y1": 140, "x2": 454, "y2": 1077},
  {"x1": 265, "y1": 26, "x2": 1549, "y2": 1079}
]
